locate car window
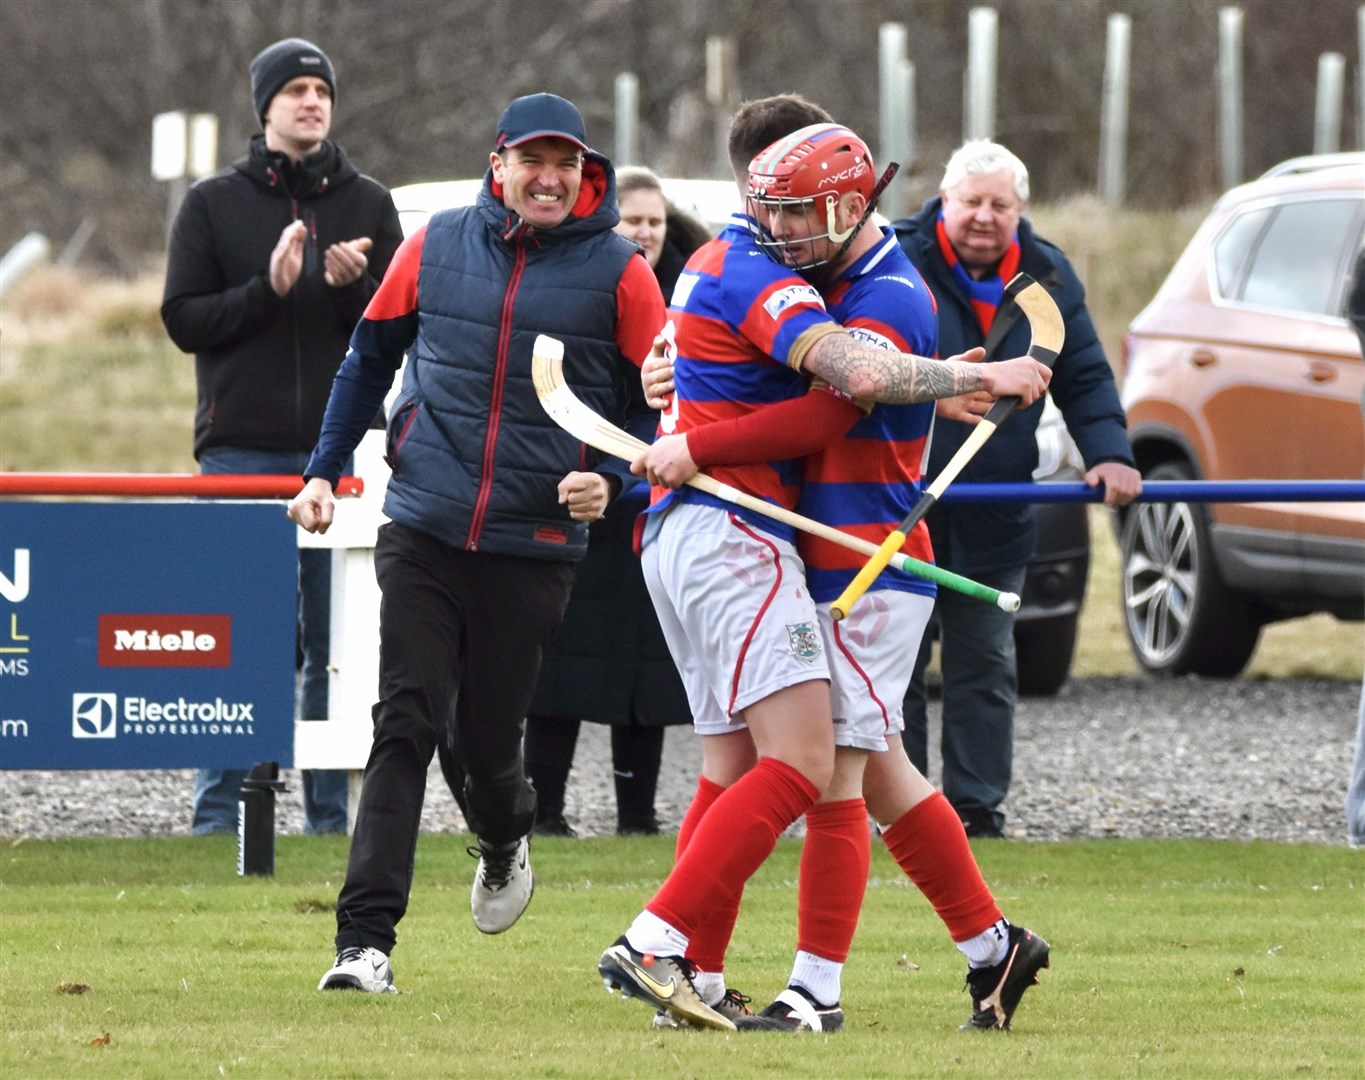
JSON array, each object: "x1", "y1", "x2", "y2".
[
  {"x1": 1212, "y1": 207, "x2": 1270, "y2": 297},
  {"x1": 1239, "y1": 199, "x2": 1360, "y2": 315}
]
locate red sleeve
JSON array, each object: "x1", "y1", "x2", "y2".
[
  {"x1": 614, "y1": 253, "x2": 667, "y2": 367},
  {"x1": 363, "y1": 225, "x2": 424, "y2": 320},
  {"x1": 688, "y1": 388, "x2": 865, "y2": 468}
]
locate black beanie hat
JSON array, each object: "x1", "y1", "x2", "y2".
[{"x1": 250, "y1": 38, "x2": 336, "y2": 125}]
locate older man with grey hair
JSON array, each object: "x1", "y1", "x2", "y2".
[{"x1": 892, "y1": 139, "x2": 1142, "y2": 839}]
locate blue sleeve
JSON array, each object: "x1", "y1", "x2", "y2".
[{"x1": 304, "y1": 312, "x2": 416, "y2": 485}]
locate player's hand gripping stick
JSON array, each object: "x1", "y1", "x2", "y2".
[
  {"x1": 532, "y1": 335, "x2": 1020, "y2": 612},
  {"x1": 829, "y1": 273, "x2": 1064, "y2": 621}
]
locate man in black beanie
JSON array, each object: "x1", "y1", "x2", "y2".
[
  {"x1": 161, "y1": 37, "x2": 403, "y2": 837},
  {"x1": 250, "y1": 37, "x2": 337, "y2": 126}
]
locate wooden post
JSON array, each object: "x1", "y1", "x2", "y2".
[{"x1": 706, "y1": 35, "x2": 739, "y2": 180}]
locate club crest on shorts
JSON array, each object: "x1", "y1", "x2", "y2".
[{"x1": 786, "y1": 621, "x2": 822, "y2": 663}]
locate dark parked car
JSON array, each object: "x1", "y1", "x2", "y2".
[
  {"x1": 1014, "y1": 399, "x2": 1090, "y2": 696},
  {"x1": 1119, "y1": 153, "x2": 1365, "y2": 677}
]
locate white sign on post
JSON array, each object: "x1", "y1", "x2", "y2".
[
  {"x1": 188, "y1": 114, "x2": 219, "y2": 178},
  {"x1": 152, "y1": 111, "x2": 218, "y2": 181},
  {"x1": 151, "y1": 111, "x2": 188, "y2": 181}
]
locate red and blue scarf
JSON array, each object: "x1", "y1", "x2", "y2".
[{"x1": 935, "y1": 211, "x2": 1021, "y2": 335}]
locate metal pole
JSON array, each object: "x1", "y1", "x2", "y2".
[
  {"x1": 1099, "y1": 13, "x2": 1131, "y2": 205},
  {"x1": 1358, "y1": 6, "x2": 1364, "y2": 149},
  {"x1": 906, "y1": 58, "x2": 917, "y2": 188},
  {"x1": 965, "y1": 7, "x2": 998, "y2": 141},
  {"x1": 1218, "y1": 7, "x2": 1243, "y2": 189},
  {"x1": 1314, "y1": 52, "x2": 1346, "y2": 154},
  {"x1": 934, "y1": 480, "x2": 1365, "y2": 504},
  {"x1": 878, "y1": 23, "x2": 910, "y2": 220},
  {"x1": 614, "y1": 72, "x2": 639, "y2": 167},
  {"x1": 166, "y1": 177, "x2": 188, "y2": 241}
]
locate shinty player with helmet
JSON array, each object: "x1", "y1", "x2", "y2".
[
  {"x1": 639, "y1": 122, "x2": 1050, "y2": 1033},
  {"x1": 600, "y1": 91, "x2": 1050, "y2": 1033},
  {"x1": 745, "y1": 122, "x2": 885, "y2": 278}
]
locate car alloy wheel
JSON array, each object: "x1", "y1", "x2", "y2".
[{"x1": 1119, "y1": 462, "x2": 1260, "y2": 677}]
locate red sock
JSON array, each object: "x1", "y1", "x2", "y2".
[
  {"x1": 880, "y1": 791, "x2": 1003, "y2": 942},
  {"x1": 647, "y1": 758, "x2": 818, "y2": 942},
  {"x1": 797, "y1": 798, "x2": 870, "y2": 963},
  {"x1": 676, "y1": 775, "x2": 725, "y2": 860},
  {"x1": 674, "y1": 775, "x2": 736, "y2": 972}
]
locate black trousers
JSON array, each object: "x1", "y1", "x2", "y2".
[
  {"x1": 335, "y1": 521, "x2": 575, "y2": 953},
  {"x1": 445, "y1": 714, "x2": 667, "y2": 834}
]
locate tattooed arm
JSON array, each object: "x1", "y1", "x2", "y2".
[{"x1": 790, "y1": 327, "x2": 1051, "y2": 406}]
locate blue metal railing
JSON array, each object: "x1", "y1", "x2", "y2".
[{"x1": 936, "y1": 480, "x2": 1365, "y2": 504}]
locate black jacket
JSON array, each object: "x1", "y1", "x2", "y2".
[
  {"x1": 528, "y1": 483, "x2": 691, "y2": 725},
  {"x1": 161, "y1": 136, "x2": 403, "y2": 458},
  {"x1": 893, "y1": 197, "x2": 1134, "y2": 573}
]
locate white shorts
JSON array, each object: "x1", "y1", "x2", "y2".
[
  {"x1": 641, "y1": 501, "x2": 829, "y2": 736},
  {"x1": 819, "y1": 590, "x2": 935, "y2": 752}
]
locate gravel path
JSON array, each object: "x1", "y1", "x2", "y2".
[{"x1": 2, "y1": 676, "x2": 1359, "y2": 847}]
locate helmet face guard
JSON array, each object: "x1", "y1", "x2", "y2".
[
  {"x1": 746, "y1": 123, "x2": 878, "y2": 274},
  {"x1": 745, "y1": 191, "x2": 849, "y2": 273}
]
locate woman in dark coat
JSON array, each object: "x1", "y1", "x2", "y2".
[{"x1": 523, "y1": 167, "x2": 710, "y2": 835}]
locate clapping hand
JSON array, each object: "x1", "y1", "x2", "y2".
[{"x1": 324, "y1": 237, "x2": 373, "y2": 287}]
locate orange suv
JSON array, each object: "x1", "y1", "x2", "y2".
[{"x1": 1119, "y1": 153, "x2": 1364, "y2": 676}]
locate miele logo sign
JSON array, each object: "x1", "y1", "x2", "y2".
[{"x1": 98, "y1": 614, "x2": 232, "y2": 668}]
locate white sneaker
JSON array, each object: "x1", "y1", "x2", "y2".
[
  {"x1": 317, "y1": 946, "x2": 398, "y2": 993},
  {"x1": 469, "y1": 836, "x2": 534, "y2": 934}
]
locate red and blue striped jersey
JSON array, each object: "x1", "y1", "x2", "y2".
[
  {"x1": 651, "y1": 217, "x2": 843, "y2": 525},
  {"x1": 799, "y1": 228, "x2": 940, "y2": 601}
]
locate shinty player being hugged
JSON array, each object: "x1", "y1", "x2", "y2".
[
  {"x1": 596, "y1": 97, "x2": 1050, "y2": 1033},
  {"x1": 640, "y1": 123, "x2": 1051, "y2": 1034}
]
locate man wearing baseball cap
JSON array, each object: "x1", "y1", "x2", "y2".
[
  {"x1": 290, "y1": 92, "x2": 666, "y2": 993},
  {"x1": 162, "y1": 38, "x2": 403, "y2": 838}
]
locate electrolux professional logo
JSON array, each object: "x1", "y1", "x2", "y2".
[
  {"x1": 1, "y1": 548, "x2": 32, "y2": 678},
  {"x1": 98, "y1": 614, "x2": 232, "y2": 668},
  {"x1": 0, "y1": 548, "x2": 29, "y2": 602},
  {"x1": 72, "y1": 693, "x2": 118, "y2": 738}
]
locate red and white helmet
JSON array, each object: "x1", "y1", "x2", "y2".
[{"x1": 746, "y1": 123, "x2": 878, "y2": 271}]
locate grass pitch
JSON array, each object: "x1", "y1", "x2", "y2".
[{"x1": 2, "y1": 834, "x2": 1361, "y2": 1078}]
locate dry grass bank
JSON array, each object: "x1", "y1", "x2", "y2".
[{"x1": 1, "y1": 265, "x2": 196, "y2": 473}]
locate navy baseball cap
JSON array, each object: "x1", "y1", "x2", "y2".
[{"x1": 495, "y1": 93, "x2": 589, "y2": 151}]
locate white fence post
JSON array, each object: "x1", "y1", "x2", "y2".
[
  {"x1": 614, "y1": 72, "x2": 639, "y2": 167},
  {"x1": 1314, "y1": 52, "x2": 1345, "y2": 154},
  {"x1": 964, "y1": 7, "x2": 998, "y2": 141},
  {"x1": 1099, "y1": 13, "x2": 1131, "y2": 205},
  {"x1": 879, "y1": 22, "x2": 914, "y2": 220},
  {"x1": 1218, "y1": 7, "x2": 1243, "y2": 189}
]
